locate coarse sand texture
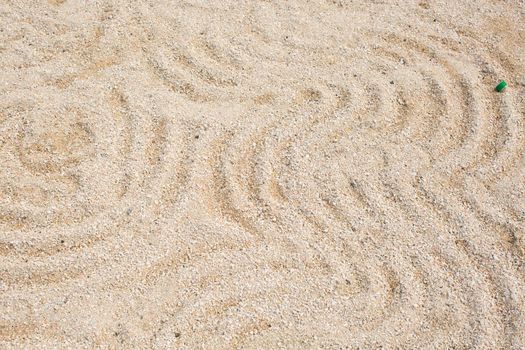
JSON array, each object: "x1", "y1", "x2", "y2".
[{"x1": 1, "y1": 0, "x2": 525, "y2": 349}]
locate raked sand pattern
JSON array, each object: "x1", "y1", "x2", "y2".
[{"x1": 1, "y1": 1, "x2": 525, "y2": 349}]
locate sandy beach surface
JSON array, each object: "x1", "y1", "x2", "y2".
[{"x1": 1, "y1": 0, "x2": 525, "y2": 349}]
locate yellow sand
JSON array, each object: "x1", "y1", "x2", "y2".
[{"x1": 1, "y1": 0, "x2": 524, "y2": 348}]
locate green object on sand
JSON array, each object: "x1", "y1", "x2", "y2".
[{"x1": 496, "y1": 80, "x2": 507, "y2": 92}]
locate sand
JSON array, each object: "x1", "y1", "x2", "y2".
[{"x1": 1, "y1": 0, "x2": 525, "y2": 349}]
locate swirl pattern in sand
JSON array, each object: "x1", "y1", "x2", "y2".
[{"x1": 1, "y1": 0, "x2": 524, "y2": 349}]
